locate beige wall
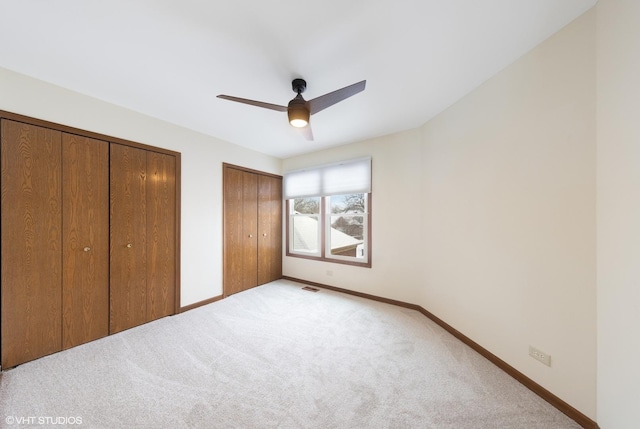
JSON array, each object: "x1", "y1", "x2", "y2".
[
  {"x1": 284, "y1": 8, "x2": 597, "y2": 419},
  {"x1": 283, "y1": 129, "x2": 425, "y2": 304},
  {"x1": 0, "y1": 67, "x2": 282, "y2": 307},
  {"x1": 596, "y1": 0, "x2": 640, "y2": 427},
  {"x1": 419, "y1": 9, "x2": 596, "y2": 418}
]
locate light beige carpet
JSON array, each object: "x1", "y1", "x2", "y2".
[{"x1": 0, "y1": 279, "x2": 581, "y2": 428}]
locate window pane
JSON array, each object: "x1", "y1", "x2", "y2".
[
  {"x1": 329, "y1": 214, "x2": 365, "y2": 258},
  {"x1": 292, "y1": 197, "x2": 320, "y2": 214},
  {"x1": 291, "y1": 215, "x2": 320, "y2": 253},
  {"x1": 330, "y1": 193, "x2": 366, "y2": 214},
  {"x1": 287, "y1": 191, "x2": 370, "y2": 266}
]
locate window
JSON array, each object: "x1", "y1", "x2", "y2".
[
  {"x1": 327, "y1": 193, "x2": 368, "y2": 261},
  {"x1": 289, "y1": 197, "x2": 321, "y2": 257},
  {"x1": 285, "y1": 158, "x2": 371, "y2": 267}
]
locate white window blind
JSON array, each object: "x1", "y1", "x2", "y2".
[{"x1": 284, "y1": 157, "x2": 371, "y2": 199}]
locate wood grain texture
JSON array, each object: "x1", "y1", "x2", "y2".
[
  {"x1": 62, "y1": 134, "x2": 109, "y2": 349},
  {"x1": 1, "y1": 111, "x2": 181, "y2": 364},
  {"x1": 223, "y1": 167, "x2": 246, "y2": 296},
  {"x1": 223, "y1": 164, "x2": 283, "y2": 296},
  {"x1": 1, "y1": 119, "x2": 62, "y2": 368},
  {"x1": 241, "y1": 171, "x2": 258, "y2": 291},
  {"x1": 146, "y1": 151, "x2": 176, "y2": 321},
  {"x1": 0, "y1": 111, "x2": 180, "y2": 158},
  {"x1": 109, "y1": 143, "x2": 147, "y2": 334},
  {"x1": 257, "y1": 175, "x2": 282, "y2": 285}
]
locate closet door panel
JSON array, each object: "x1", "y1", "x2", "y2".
[
  {"x1": 241, "y1": 172, "x2": 258, "y2": 290},
  {"x1": 62, "y1": 134, "x2": 109, "y2": 349},
  {"x1": 224, "y1": 167, "x2": 245, "y2": 296},
  {"x1": 146, "y1": 151, "x2": 176, "y2": 321},
  {"x1": 257, "y1": 175, "x2": 282, "y2": 285},
  {"x1": 223, "y1": 165, "x2": 282, "y2": 296},
  {"x1": 110, "y1": 143, "x2": 147, "y2": 334},
  {"x1": 1, "y1": 120, "x2": 62, "y2": 368}
]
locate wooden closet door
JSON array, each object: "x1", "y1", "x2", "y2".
[
  {"x1": 62, "y1": 134, "x2": 109, "y2": 349},
  {"x1": 1, "y1": 120, "x2": 62, "y2": 368},
  {"x1": 224, "y1": 167, "x2": 258, "y2": 296},
  {"x1": 224, "y1": 167, "x2": 243, "y2": 296},
  {"x1": 242, "y1": 172, "x2": 259, "y2": 289},
  {"x1": 146, "y1": 151, "x2": 176, "y2": 321},
  {"x1": 110, "y1": 143, "x2": 147, "y2": 334},
  {"x1": 257, "y1": 175, "x2": 282, "y2": 285},
  {"x1": 241, "y1": 172, "x2": 259, "y2": 290}
]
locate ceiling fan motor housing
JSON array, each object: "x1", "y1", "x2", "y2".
[{"x1": 292, "y1": 78, "x2": 307, "y2": 94}]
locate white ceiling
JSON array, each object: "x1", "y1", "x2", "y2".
[{"x1": 0, "y1": 0, "x2": 596, "y2": 158}]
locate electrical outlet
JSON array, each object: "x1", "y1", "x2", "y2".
[{"x1": 529, "y1": 345, "x2": 551, "y2": 367}]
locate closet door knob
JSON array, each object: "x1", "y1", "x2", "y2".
[
  {"x1": 126, "y1": 243, "x2": 133, "y2": 248},
  {"x1": 83, "y1": 247, "x2": 91, "y2": 252},
  {"x1": 248, "y1": 234, "x2": 253, "y2": 238},
  {"x1": 263, "y1": 233, "x2": 267, "y2": 237}
]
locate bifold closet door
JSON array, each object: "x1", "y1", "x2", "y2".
[
  {"x1": 257, "y1": 174, "x2": 282, "y2": 285},
  {"x1": 1, "y1": 120, "x2": 62, "y2": 369},
  {"x1": 224, "y1": 165, "x2": 282, "y2": 297},
  {"x1": 110, "y1": 144, "x2": 176, "y2": 333},
  {"x1": 110, "y1": 143, "x2": 147, "y2": 334},
  {"x1": 62, "y1": 134, "x2": 109, "y2": 349},
  {"x1": 224, "y1": 168, "x2": 258, "y2": 296},
  {"x1": 146, "y1": 151, "x2": 176, "y2": 321},
  {"x1": 241, "y1": 172, "x2": 259, "y2": 289},
  {"x1": 1, "y1": 113, "x2": 179, "y2": 367}
]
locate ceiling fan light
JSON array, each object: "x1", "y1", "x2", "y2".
[
  {"x1": 290, "y1": 118, "x2": 308, "y2": 128},
  {"x1": 288, "y1": 108, "x2": 309, "y2": 128},
  {"x1": 288, "y1": 96, "x2": 310, "y2": 128}
]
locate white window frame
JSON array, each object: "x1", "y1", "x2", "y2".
[
  {"x1": 324, "y1": 194, "x2": 369, "y2": 264},
  {"x1": 288, "y1": 198, "x2": 322, "y2": 258},
  {"x1": 286, "y1": 194, "x2": 371, "y2": 268},
  {"x1": 284, "y1": 157, "x2": 372, "y2": 268}
]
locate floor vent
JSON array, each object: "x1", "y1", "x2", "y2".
[{"x1": 301, "y1": 286, "x2": 319, "y2": 292}]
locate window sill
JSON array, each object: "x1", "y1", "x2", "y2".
[{"x1": 285, "y1": 251, "x2": 371, "y2": 268}]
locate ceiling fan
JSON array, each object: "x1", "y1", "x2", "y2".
[{"x1": 217, "y1": 79, "x2": 366, "y2": 141}]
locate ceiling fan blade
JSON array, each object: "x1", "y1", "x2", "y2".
[
  {"x1": 307, "y1": 80, "x2": 366, "y2": 115},
  {"x1": 299, "y1": 124, "x2": 314, "y2": 141},
  {"x1": 217, "y1": 95, "x2": 288, "y2": 112}
]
